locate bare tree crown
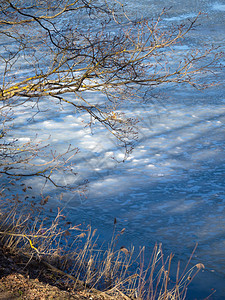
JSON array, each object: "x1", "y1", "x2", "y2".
[{"x1": 0, "y1": 0, "x2": 222, "y2": 189}]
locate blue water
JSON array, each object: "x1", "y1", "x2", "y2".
[
  {"x1": 64, "y1": 2, "x2": 225, "y2": 298},
  {"x1": 1, "y1": 0, "x2": 225, "y2": 298}
]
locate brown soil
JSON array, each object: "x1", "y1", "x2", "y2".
[
  {"x1": 0, "y1": 247, "x2": 123, "y2": 300},
  {"x1": 0, "y1": 274, "x2": 98, "y2": 300}
]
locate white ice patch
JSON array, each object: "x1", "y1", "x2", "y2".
[
  {"x1": 212, "y1": 3, "x2": 225, "y2": 11},
  {"x1": 164, "y1": 13, "x2": 197, "y2": 22},
  {"x1": 147, "y1": 164, "x2": 156, "y2": 168},
  {"x1": 17, "y1": 137, "x2": 31, "y2": 142}
]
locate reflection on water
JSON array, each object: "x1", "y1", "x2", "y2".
[
  {"x1": 11, "y1": 90, "x2": 224, "y2": 298},
  {"x1": 1, "y1": 0, "x2": 225, "y2": 299}
]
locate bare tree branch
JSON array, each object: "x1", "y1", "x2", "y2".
[{"x1": 0, "y1": 0, "x2": 223, "y2": 190}]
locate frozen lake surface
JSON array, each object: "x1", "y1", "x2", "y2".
[{"x1": 1, "y1": 0, "x2": 225, "y2": 299}]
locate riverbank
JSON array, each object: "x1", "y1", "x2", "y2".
[
  {"x1": 0, "y1": 201, "x2": 131, "y2": 299},
  {"x1": 0, "y1": 245, "x2": 89, "y2": 300},
  {"x1": 0, "y1": 198, "x2": 206, "y2": 300},
  {"x1": 0, "y1": 244, "x2": 131, "y2": 300}
]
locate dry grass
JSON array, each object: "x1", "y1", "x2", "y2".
[{"x1": 0, "y1": 194, "x2": 206, "y2": 300}]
